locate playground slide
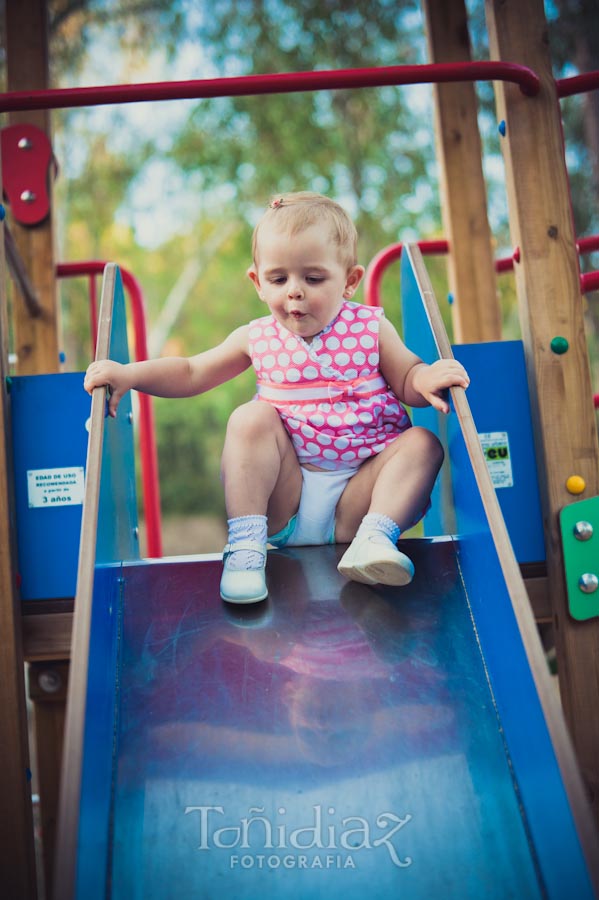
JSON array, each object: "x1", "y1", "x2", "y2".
[{"x1": 55, "y1": 258, "x2": 599, "y2": 899}]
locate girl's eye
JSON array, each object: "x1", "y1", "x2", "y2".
[
  {"x1": 271, "y1": 276, "x2": 287, "y2": 284},
  {"x1": 307, "y1": 276, "x2": 325, "y2": 284}
]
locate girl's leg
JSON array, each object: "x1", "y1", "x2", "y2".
[
  {"x1": 335, "y1": 427, "x2": 444, "y2": 539},
  {"x1": 221, "y1": 400, "x2": 302, "y2": 532},
  {"x1": 335, "y1": 427, "x2": 444, "y2": 585},
  {"x1": 219, "y1": 401, "x2": 302, "y2": 603}
]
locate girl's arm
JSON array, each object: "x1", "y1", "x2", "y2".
[
  {"x1": 84, "y1": 324, "x2": 252, "y2": 417},
  {"x1": 378, "y1": 317, "x2": 469, "y2": 414}
]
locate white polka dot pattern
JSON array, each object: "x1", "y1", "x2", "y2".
[{"x1": 248, "y1": 301, "x2": 411, "y2": 469}]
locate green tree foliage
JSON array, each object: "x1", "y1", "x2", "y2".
[
  {"x1": 47, "y1": 0, "x2": 186, "y2": 79},
  {"x1": 172, "y1": 0, "x2": 436, "y2": 262},
  {"x1": 10, "y1": 1, "x2": 597, "y2": 520}
]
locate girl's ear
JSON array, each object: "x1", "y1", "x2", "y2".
[
  {"x1": 247, "y1": 266, "x2": 265, "y2": 301},
  {"x1": 343, "y1": 264, "x2": 366, "y2": 299}
]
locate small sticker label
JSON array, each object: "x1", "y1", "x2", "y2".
[
  {"x1": 478, "y1": 431, "x2": 513, "y2": 489},
  {"x1": 27, "y1": 467, "x2": 85, "y2": 508}
]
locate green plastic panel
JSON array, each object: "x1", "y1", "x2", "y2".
[{"x1": 560, "y1": 496, "x2": 599, "y2": 621}]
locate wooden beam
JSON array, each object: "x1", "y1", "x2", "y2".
[
  {"x1": 22, "y1": 612, "x2": 73, "y2": 662},
  {"x1": 0, "y1": 154, "x2": 38, "y2": 897},
  {"x1": 423, "y1": 0, "x2": 501, "y2": 343},
  {"x1": 5, "y1": 0, "x2": 60, "y2": 374},
  {"x1": 485, "y1": 0, "x2": 599, "y2": 822}
]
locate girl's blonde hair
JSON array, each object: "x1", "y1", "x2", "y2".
[{"x1": 252, "y1": 191, "x2": 358, "y2": 270}]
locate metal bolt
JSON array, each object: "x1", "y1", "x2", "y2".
[
  {"x1": 18, "y1": 137, "x2": 33, "y2": 150},
  {"x1": 573, "y1": 521, "x2": 594, "y2": 541},
  {"x1": 20, "y1": 189, "x2": 37, "y2": 204},
  {"x1": 38, "y1": 669, "x2": 62, "y2": 694},
  {"x1": 127, "y1": 411, "x2": 134, "y2": 424},
  {"x1": 133, "y1": 526, "x2": 139, "y2": 541},
  {"x1": 578, "y1": 573, "x2": 599, "y2": 594}
]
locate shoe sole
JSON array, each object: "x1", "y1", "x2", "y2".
[
  {"x1": 336, "y1": 560, "x2": 379, "y2": 584},
  {"x1": 220, "y1": 588, "x2": 268, "y2": 605},
  {"x1": 338, "y1": 555, "x2": 414, "y2": 587}
]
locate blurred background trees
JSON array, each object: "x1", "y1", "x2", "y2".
[{"x1": 1, "y1": 0, "x2": 597, "y2": 547}]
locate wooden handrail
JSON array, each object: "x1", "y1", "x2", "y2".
[{"x1": 53, "y1": 265, "x2": 117, "y2": 900}]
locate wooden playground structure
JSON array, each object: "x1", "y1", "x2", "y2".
[{"x1": 1, "y1": 0, "x2": 599, "y2": 896}]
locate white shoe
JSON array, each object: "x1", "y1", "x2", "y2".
[
  {"x1": 337, "y1": 531, "x2": 414, "y2": 586},
  {"x1": 220, "y1": 541, "x2": 268, "y2": 604}
]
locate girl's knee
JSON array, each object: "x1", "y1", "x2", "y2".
[
  {"x1": 225, "y1": 400, "x2": 280, "y2": 439},
  {"x1": 407, "y1": 426, "x2": 444, "y2": 467}
]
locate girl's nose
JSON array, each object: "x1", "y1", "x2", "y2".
[{"x1": 287, "y1": 280, "x2": 304, "y2": 299}]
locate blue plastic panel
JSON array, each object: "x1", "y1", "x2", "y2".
[
  {"x1": 400, "y1": 261, "x2": 545, "y2": 563},
  {"x1": 95, "y1": 269, "x2": 140, "y2": 566},
  {"x1": 450, "y1": 342, "x2": 545, "y2": 564},
  {"x1": 11, "y1": 372, "x2": 90, "y2": 599}
]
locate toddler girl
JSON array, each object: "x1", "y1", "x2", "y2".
[{"x1": 85, "y1": 191, "x2": 469, "y2": 603}]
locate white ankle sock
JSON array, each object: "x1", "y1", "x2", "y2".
[
  {"x1": 226, "y1": 515, "x2": 267, "y2": 570},
  {"x1": 357, "y1": 512, "x2": 401, "y2": 544}
]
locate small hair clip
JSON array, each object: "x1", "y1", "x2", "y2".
[{"x1": 270, "y1": 197, "x2": 284, "y2": 209}]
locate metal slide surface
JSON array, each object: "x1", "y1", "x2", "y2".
[{"x1": 81, "y1": 540, "x2": 554, "y2": 899}]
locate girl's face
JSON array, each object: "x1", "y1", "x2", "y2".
[{"x1": 249, "y1": 221, "x2": 364, "y2": 342}]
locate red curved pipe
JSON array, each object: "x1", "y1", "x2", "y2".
[
  {"x1": 556, "y1": 71, "x2": 599, "y2": 98},
  {"x1": 580, "y1": 271, "x2": 599, "y2": 293},
  {"x1": 57, "y1": 261, "x2": 162, "y2": 557},
  {"x1": 0, "y1": 61, "x2": 540, "y2": 114},
  {"x1": 577, "y1": 235, "x2": 599, "y2": 254},
  {"x1": 366, "y1": 237, "x2": 599, "y2": 306},
  {"x1": 364, "y1": 240, "x2": 449, "y2": 306}
]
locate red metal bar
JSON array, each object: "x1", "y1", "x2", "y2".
[
  {"x1": 0, "y1": 61, "x2": 540, "y2": 114},
  {"x1": 89, "y1": 274, "x2": 98, "y2": 351},
  {"x1": 366, "y1": 236, "x2": 599, "y2": 306},
  {"x1": 581, "y1": 271, "x2": 599, "y2": 293},
  {"x1": 494, "y1": 247, "x2": 521, "y2": 272},
  {"x1": 56, "y1": 261, "x2": 163, "y2": 557},
  {"x1": 364, "y1": 241, "x2": 449, "y2": 306},
  {"x1": 557, "y1": 71, "x2": 599, "y2": 98},
  {"x1": 577, "y1": 235, "x2": 599, "y2": 254}
]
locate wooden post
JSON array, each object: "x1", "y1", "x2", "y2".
[
  {"x1": 3, "y1": 3, "x2": 66, "y2": 895},
  {"x1": 423, "y1": 0, "x2": 501, "y2": 343},
  {"x1": 0, "y1": 170, "x2": 38, "y2": 896},
  {"x1": 28, "y1": 662, "x2": 69, "y2": 899},
  {"x1": 486, "y1": 0, "x2": 599, "y2": 821},
  {"x1": 5, "y1": 0, "x2": 60, "y2": 375}
]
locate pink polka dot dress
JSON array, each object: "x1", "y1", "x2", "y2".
[{"x1": 248, "y1": 301, "x2": 412, "y2": 471}]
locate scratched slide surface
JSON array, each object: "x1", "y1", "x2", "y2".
[{"x1": 102, "y1": 540, "x2": 542, "y2": 900}]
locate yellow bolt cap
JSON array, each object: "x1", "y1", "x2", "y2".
[{"x1": 566, "y1": 475, "x2": 586, "y2": 495}]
